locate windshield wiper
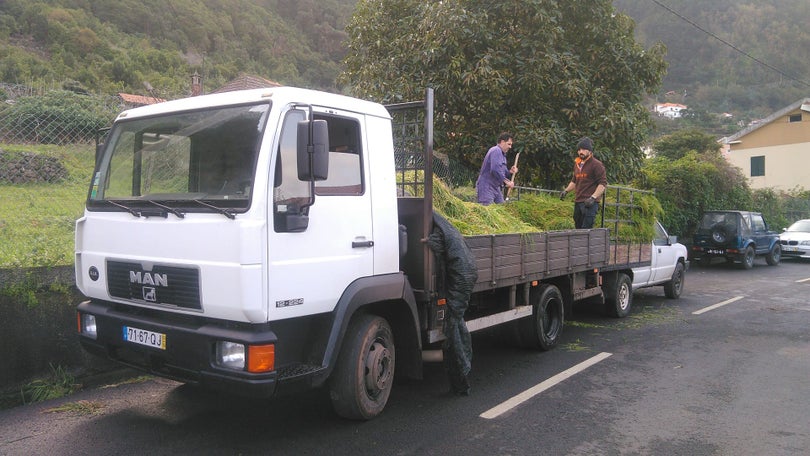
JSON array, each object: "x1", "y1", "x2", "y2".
[
  {"x1": 145, "y1": 200, "x2": 185, "y2": 219},
  {"x1": 191, "y1": 199, "x2": 236, "y2": 219},
  {"x1": 105, "y1": 200, "x2": 141, "y2": 218}
]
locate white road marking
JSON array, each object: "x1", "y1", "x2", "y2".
[
  {"x1": 692, "y1": 295, "x2": 745, "y2": 315},
  {"x1": 479, "y1": 352, "x2": 612, "y2": 420},
  {"x1": 796, "y1": 277, "x2": 810, "y2": 283}
]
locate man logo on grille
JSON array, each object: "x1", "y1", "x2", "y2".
[{"x1": 143, "y1": 287, "x2": 157, "y2": 302}]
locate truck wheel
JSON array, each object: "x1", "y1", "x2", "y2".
[
  {"x1": 766, "y1": 244, "x2": 781, "y2": 266},
  {"x1": 605, "y1": 273, "x2": 632, "y2": 318},
  {"x1": 664, "y1": 262, "x2": 685, "y2": 299},
  {"x1": 329, "y1": 314, "x2": 395, "y2": 420},
  {"x1": 740, "y1": 246, "x2": 755, "y2": 269},
  {"x1": 517, "y1": 284, "x2": 564, "y2": 351}
]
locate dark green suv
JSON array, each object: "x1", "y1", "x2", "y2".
[{"x1": 691, "y1": 210, "x2": 781, "y2": 269}]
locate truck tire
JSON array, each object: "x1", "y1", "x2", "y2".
[
  {"x1": 766, "y1": 243, "x2": 781, "y2": 266},
  {"x1": 740, "y1": 246, "x2": 755, "y2": 269},
  {"x1": 329, "y1": 314, "x2": 395, "y2": 420},
  {"x1": 517, "y1": 284, "x2": 564, "y2": 351},
  {"x1": 605, "y1": 273, "x2": 632, "y2": 318},
  {"x1": 664, "y1": 262, "x2": 685, "y2": 299}
]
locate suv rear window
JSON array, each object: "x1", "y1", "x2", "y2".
[{"x1": 699, "y1": 212, "x2": 737, "y2": 230}]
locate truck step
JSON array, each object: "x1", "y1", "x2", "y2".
[{"x1": 277, "y1": 363, "x2": 324, "y2": 380}]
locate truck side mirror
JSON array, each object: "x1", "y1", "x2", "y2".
[{"x1": 297, "y1": 119, "x2": 329, "y2": 181}]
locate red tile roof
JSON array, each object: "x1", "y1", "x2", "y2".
[
  {"x1": 211, "y1": 74, "x2": 282, "y2": 93},
  {"x1": 118, "y1": 93, "x2": 166, "y2": 105}
]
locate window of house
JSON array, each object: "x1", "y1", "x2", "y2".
[
  {"x1": 789, "y1": 113, "x2": 802, "y2": 123},
  {"x1": 750, "y1": 156, "x2": 765, "y2": 177}
]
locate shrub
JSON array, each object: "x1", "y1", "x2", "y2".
[{"x1": 0, "y1": 149, "x2": 68, "y2": 183}]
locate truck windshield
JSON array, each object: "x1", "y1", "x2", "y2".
[{"x1": 88, "y1": 102, "x2": 270, "y2": 213}]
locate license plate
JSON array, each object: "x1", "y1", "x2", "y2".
[
  {"x1": 783, "y1": 246, "x2": 799, "y2": 252},
  {"x1": 706, "y1": 249, "x2": 725, "y2": 255},
  {"x1": 123, "y1": 326, "x2": 167, "y2": 350}
]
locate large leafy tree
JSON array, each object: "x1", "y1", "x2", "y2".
[{"x1": 341, "y1": 0, "x2": 667, "y2": 188}]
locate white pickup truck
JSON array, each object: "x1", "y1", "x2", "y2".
[{"x1": 600, "y1": 219, "x2": 688, "y2": 318}]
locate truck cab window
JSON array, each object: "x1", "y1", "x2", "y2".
[{"x1": 314, "y1": 115, "x2": 363, "y2": 196}]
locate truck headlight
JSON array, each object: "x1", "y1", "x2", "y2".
[
  {"x1": 216, "y1": 341, "x2": 246, "y2": 370},
  {"x1": 215, "y1": 341, "x2": 275, "y2": 373},
  {"x1": 78, "y1": 313, "x2": 97, "y2": 339}
]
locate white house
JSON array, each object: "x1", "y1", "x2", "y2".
[{"x1": 654, "y1": 102, "x2": 687, "y2": 119}]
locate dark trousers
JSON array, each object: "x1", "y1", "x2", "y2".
[{"x1": 574, "y1": 202, "x2": 599, "y2": 229}]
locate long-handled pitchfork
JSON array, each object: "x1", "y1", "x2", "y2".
[{"x1": 505, "y1": 151, "x2": 521, "y2": 201}]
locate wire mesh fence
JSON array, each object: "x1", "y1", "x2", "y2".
[
  {"x1": 0, "y1": 86, "x2": 121, "y2": 268},
  {"x1": 3, "y1": 86, "x2": 810, "y2": 271}
]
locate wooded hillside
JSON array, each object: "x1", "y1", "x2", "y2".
[
  {"x1": 1, "y1": 0, "x2": 807, "y2": 122},
  {"x1": 0, "y1": 0, "x2": 355, "y2": 98}
]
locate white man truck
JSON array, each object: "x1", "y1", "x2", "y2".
[{"x1": 75, "y1": 87, "x2": 687, "y2": 420}]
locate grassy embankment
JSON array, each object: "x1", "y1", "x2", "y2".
[{"x1": 0, "y1": 144, "x2": 94, "y2": 268}]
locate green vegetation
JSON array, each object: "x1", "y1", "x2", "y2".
[
  {"x1": 342, "y1": 0, "x2": 667, "y2": 190},
  {"x1": 435, "y1": 177, "x2": 663, "y2": 243},
  {"x1": 44, "y1": 400, "x2": 105, "y2": 416},
  {"x1": 0, "y1": 0, "x2": 356, "y2": 95},
  {"x1": 20, "y1": 363, "x2": 79, "y2": 404},
  {"x1": 0, "y1": 143, "x2": 94, "y2": 267},
  {"x1": 615, "y1": 0, "x2": 810, "y2": 123}
]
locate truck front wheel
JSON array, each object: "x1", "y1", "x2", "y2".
[
  {"x1": 517, "y1": 284, "x2": 564, "y2": 351},
  {"x1": 605, "y1": 273, "x2": 632, "y2": 318},
  {"x1": 329, "y1": 314, "x2": 395, "y2": 420},
  {"x1": 664, "y1": 262, "x2": 685, "y2": 299}
]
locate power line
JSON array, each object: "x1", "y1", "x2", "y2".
[{"x1": 650, "y1": 0, "x2": 810, "y2": 89}]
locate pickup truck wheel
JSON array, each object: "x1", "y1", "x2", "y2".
[
  {"x1": 766, "y1": 244, "x2": 781, "y2": 266},
  {"x1": 605, "y1": 273, "x2": 632, "y2": 318},
  {"x1": 517, "y1": 284, "x2": 564, "y2": 351},
  {"x1": 329, "y1": 314, "x2": 395, "y2": 420},
  {"x1": 664, "y1": 262, "x2": 685, "y2": 299},
  {"x1": 740, "y1": 246, "x2": 755, "y2": 269}
]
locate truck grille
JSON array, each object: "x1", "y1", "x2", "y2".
[{"x1": 107, "y1": 260, "x2": 202, "y2": 310}]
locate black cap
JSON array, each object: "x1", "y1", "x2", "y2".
[{"x1": 577, "y1": 137, "x2": 593, "y2": 152}]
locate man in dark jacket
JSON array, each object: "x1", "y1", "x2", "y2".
[{"x1": 559, "y1": 137, "x2": 607, "y2": 229}]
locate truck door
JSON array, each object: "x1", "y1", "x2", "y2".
[
  {"x1": 267, "y1": 107, "x2": 374, "y2": 318},
  {"x1": 650, "y1": 221, "x2": 678, "y2": 283}
]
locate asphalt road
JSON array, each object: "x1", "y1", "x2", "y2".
[{"x1": 2, "y1": 257, "x2": 809, "y2": 456}]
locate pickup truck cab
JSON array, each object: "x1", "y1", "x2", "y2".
[
  {"x1": 602, "y1": 220, "x2": 689, "y2": 318},
  {"x1": 632, "y1": 220, "x2": 688, "y2": 296}
]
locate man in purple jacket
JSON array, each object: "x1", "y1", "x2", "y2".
[{"x1": 476, "y1": 133, "x2": 518, "y2": 205}]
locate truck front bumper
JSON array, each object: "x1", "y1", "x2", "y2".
[{"x1": 77, "y1": 299, "x2": 282, "y2": 397}]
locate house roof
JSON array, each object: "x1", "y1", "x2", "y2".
[
  {"x1": 655, "y1": 102, "x2": 687, "y2": 110},
  {"x1": 725, "y1": 97, "x2": 810, "y2": 143},
  {"x1": 211, "y1": 74, "x2": 282, "y2": 93},
  {"x1": 118, "y1": 93, "x2": 166, "y2": 105}
]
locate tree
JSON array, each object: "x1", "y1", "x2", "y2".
[
  {"x1": 652, "y1": 128, "x2": 720, "y2": 160},
  {"x1": 341, "y1": 0, "x2": 666, "y2": 188},
  {"x1": 639, "y1": 131, "x2": 752, "y2": 238}
]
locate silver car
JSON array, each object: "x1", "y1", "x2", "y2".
[{"x1": 779, "y1": 219, "x2": 810, "y2": 258}]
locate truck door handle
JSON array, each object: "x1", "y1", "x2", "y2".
[{"x1": 352, "y1": 240, "x2": 374, "y2": 248}]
